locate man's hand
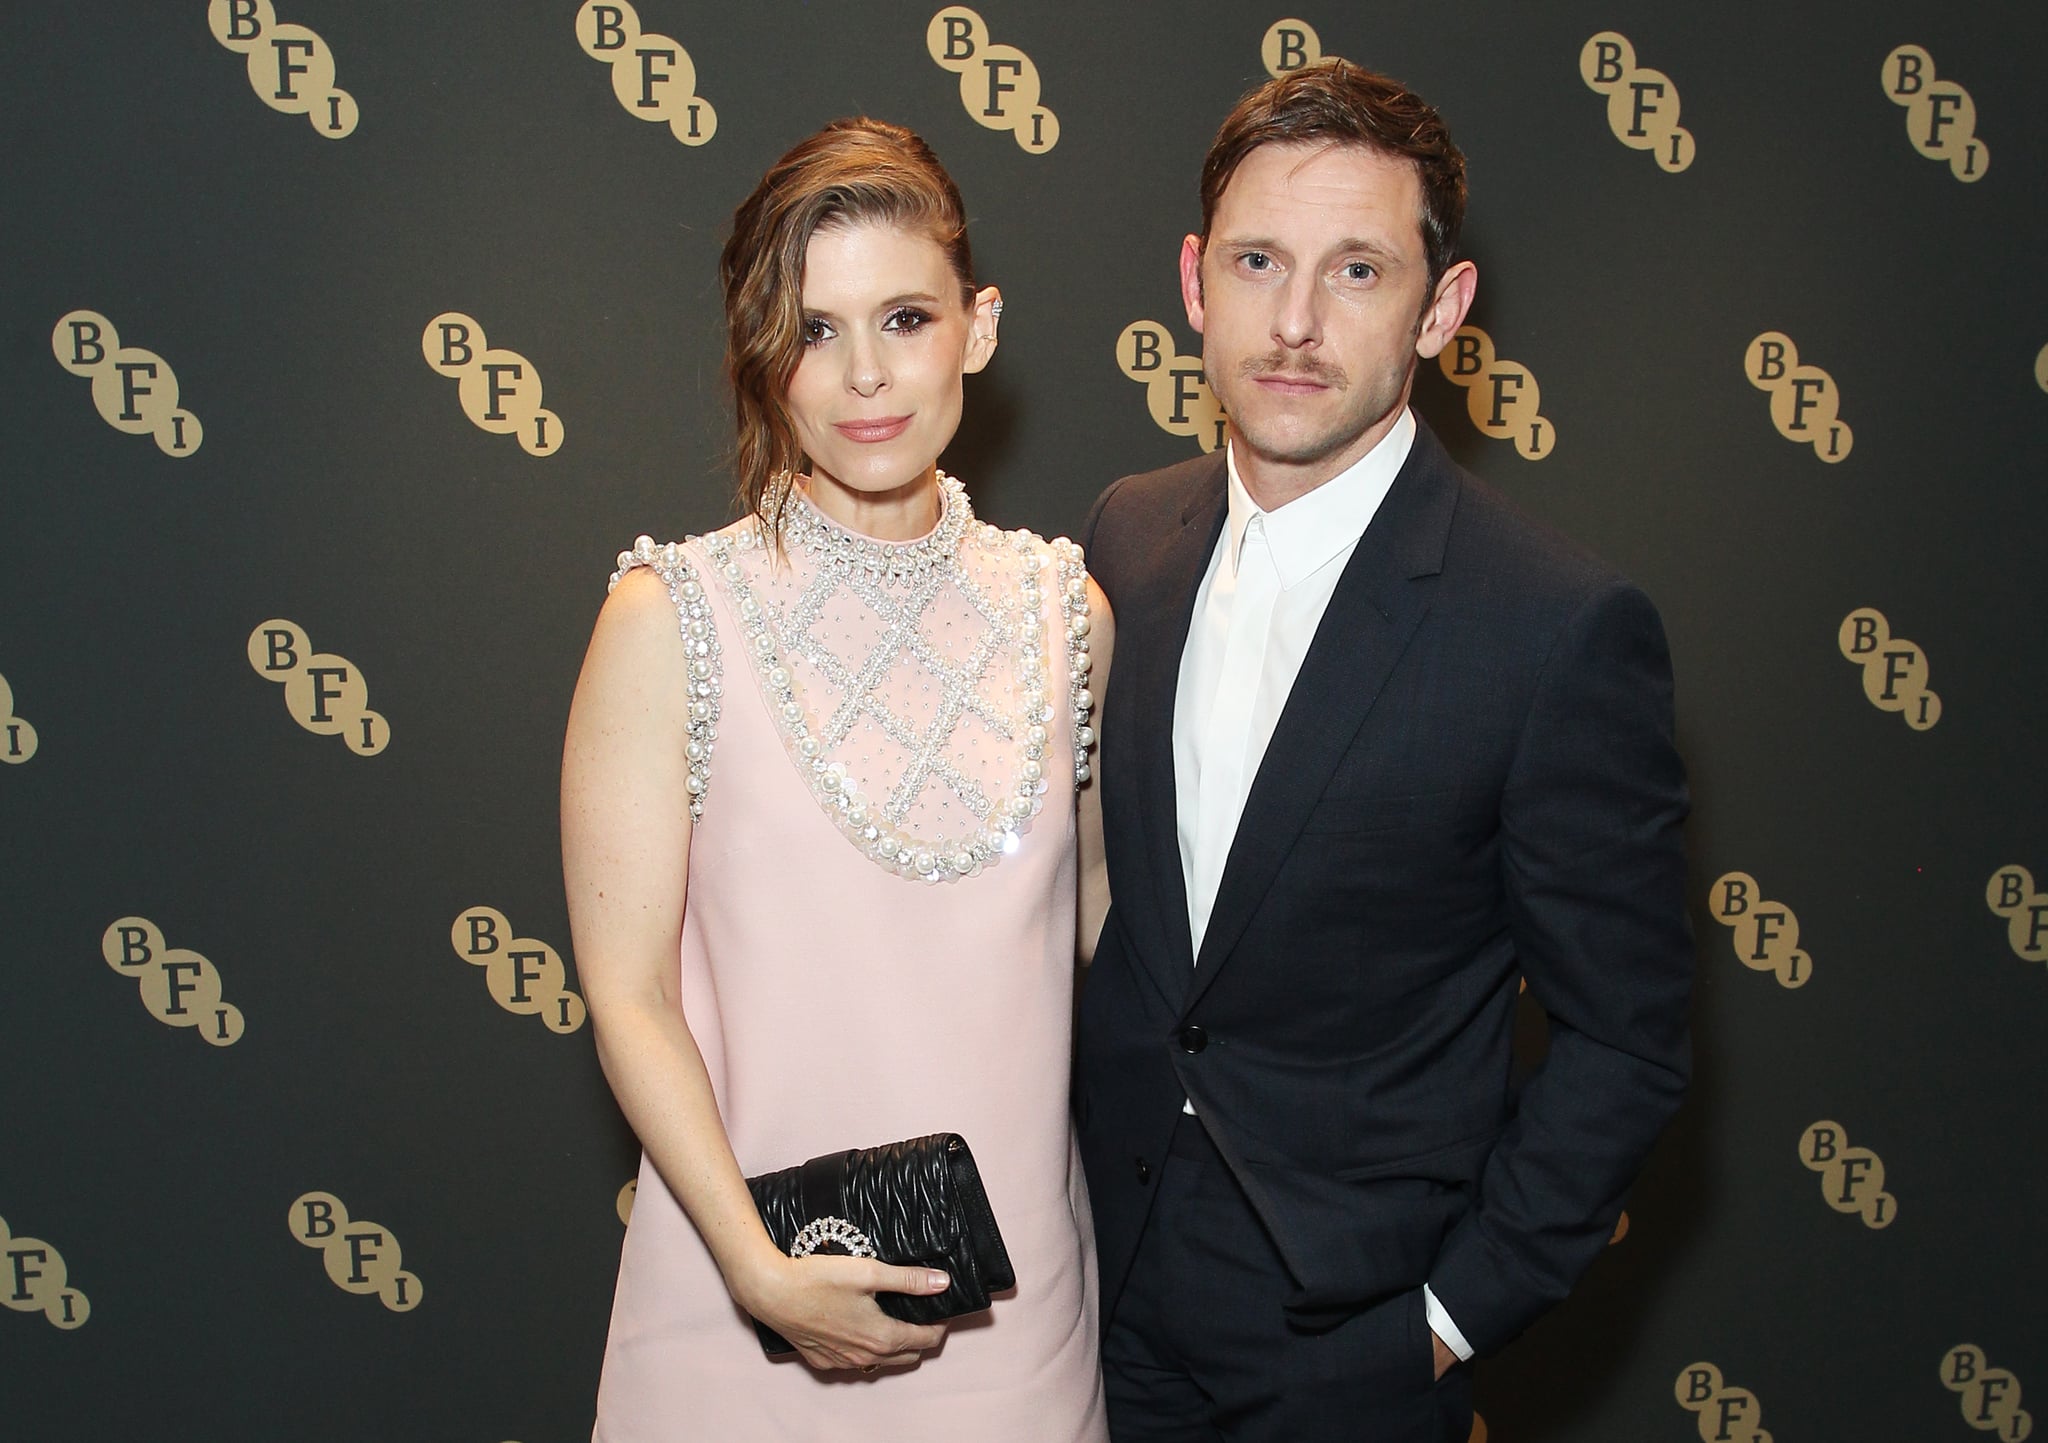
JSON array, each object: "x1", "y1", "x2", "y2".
[{"x1": 1431, "y1": 1329, "x2": 1457, "y2": 1380}]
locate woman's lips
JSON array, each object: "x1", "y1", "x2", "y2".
[{"x1": 833, "y1": 415, "x2": 912, "y2": 442}]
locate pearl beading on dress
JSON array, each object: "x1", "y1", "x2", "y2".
[
  {"x1": 609, "y1": 537, "x2": 723, "y2": 822},
  {"x1": 696, "y1": 474, "x2": 1094, "y2": 885}
]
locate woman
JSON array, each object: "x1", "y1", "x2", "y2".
[{"x1": 562, "y1": 118, "x2": 1113, "y2": 1441}]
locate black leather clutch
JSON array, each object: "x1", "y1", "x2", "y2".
[{"x1": 744, "y1": 1132, "x2": 1015, "y2": 1357}]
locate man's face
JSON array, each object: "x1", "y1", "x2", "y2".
[{"x1": 1184, "y1": 141, "x2": 1468, "y2": 487}]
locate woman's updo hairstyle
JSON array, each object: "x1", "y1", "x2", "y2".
[{"x1": 720, "y1": 118, "x2": 975, "y2": 544}]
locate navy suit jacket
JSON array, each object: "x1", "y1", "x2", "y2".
[{"x1": 1076, "y1": 418, "x2": 1693, "y2": 1356}]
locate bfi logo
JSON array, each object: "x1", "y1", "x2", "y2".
[
  {"x1": 101, "y1": 917, "x2": 246, "y2": 1047},
  {"x1": 423, "y1": 313, "x2": 564, "y2": 457},
  {"x1": 926, "y1": 7, "x2": 1060, "y2": 153},
  {"x1": 1, "y1": 1216, "x2": 89, "y2": 1331},
  {"x1": 1985, "y1": 865, "x2": 2048, "y2": 966},
  {"x1": 1261, "y1": 19, "x2": 1322, "y2": 78},
  {"x1": 51, "y1": 311, "x2": 203, "y2": 457},
  {"x1": 290, "y1": 1192, "x2": 422, "y2": 1312},
  {"x1": 1943, "y1": 1346, "x2": 2034, "y2": 1441},
  {"x1": 1675, "y1": 1363, "x2": 1771, "y2": 1443},
  {"x1": 1745, "y1": 331, "x2": 1851, "y2": 462},
  {"x1": 1799, "y1": 1120, "x2": 1896, "y2": 1230},
  {"x1": 1838, "y1": 607, "x2": 1941, "y2": 731},
  {"x1": 2035, "y1": 343, "x2": 2047, "y2": 394},
  {"x1": 1709, "y1": 872, "x2": 1811, "y2": 988},
  {"x1": 1117, "y1": 320, "x2": 1225, "y2": 453},
  {"x1": 207, "y1": 0, "x2": 358, "y2": 139},
  {"x1": 451, "y1": 906, "x2": 589, "y2": 1035},
  {"x1": 1580, "y1": 32, "x2": 1695, "y2": 173},
  {"x1": 247, "y1": 619, "x2": 390, "y2": 755},
  {"x1": 1883, "y1": 46, "x2": 1987, "y2": 182},
  {"x1": 617, "y1": 1179, "x2": 638, "y2": 1226},
  {"x1": 0, "y1": 673, "x2": 38, "y2": 765},
  {"x1": 576, "y1": 1, "x2": 717, "y2": 148},
  {"x1": 1437, "y1": 326, "x2": 1554, "y2": 459}
]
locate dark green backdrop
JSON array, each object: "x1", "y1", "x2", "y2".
[{"x1": 4, "y1": 3, "x2": 2043, "y2": 1439}]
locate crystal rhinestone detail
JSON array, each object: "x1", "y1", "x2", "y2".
[
  {"x1": 787, "y1": 1216, "x2": 878, "y2": 1260},
  {"x1": 698, "y1": 473, "x2": 1095, "y2": 885},
  {"x1": 610, "y1": 535, "x2": 723, "y2": 822}
]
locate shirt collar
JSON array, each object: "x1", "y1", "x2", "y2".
[{"x1": 1223, "y1": 407, "x2": 1416, "y2": 589}]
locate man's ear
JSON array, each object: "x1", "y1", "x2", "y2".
[
  {"x1": 963, "y1": 285, "x2": 1002, "y2": 374},
  {"x1": 1179, "y1": 234, "x2": 1207, "y2": 333},
  {"x1": 1414, "y1": 260, "x2": 1477, "y2": 361}
]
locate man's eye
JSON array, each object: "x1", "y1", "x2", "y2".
[
  {"x1": 884, "y1": 307, "x2": 932, "y2": 332},
  {"x1": 1345, "y1": 262, "x2": 1375, "y2": 281},
  {"x1": 1242, "y1": 252, "x2": 1273, "y2": 271}
]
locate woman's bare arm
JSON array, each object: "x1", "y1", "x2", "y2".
[{"x1": 562, "y1": 566, "x2": 947, "y2": 1372}]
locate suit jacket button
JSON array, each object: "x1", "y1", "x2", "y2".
[
  {"x1": 1135, "y1": 1157, "x2": 1151, "y2": 1184},
  {"x1": 1178, "y1": 1024, "x2": 1208, "y2": 1054}
]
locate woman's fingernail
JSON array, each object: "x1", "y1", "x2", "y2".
[{"x1": 928, "y1": 1270, "x2": 950, "y2": 1291}]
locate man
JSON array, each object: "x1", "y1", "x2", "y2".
[{"x1": 1077, "y1": 61, "x2": 1693, "y2": 1442}]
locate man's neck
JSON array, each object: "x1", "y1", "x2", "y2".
[{"x1": 1231, "y1": 393, "x2": 1412, "y2": 513}]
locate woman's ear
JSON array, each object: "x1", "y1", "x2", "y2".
[{"x1": 964, "y1": 286, "x2": 1002, "y2": 374}]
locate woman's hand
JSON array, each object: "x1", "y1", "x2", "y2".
[{"x1": 736, "y1": 1253, "x2": 953, "y2": 1372}]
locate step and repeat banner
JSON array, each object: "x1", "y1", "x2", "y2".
[{"x1": 3, "y1": 3, "x2": 2042, "y2": 1439}]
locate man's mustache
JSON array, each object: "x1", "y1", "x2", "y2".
[{"x1": 1238, "y1": 353, "x2": 1347, "y2": 388}]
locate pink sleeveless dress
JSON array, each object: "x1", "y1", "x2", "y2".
[{"x1": 593, "y1": 477, "x2": 1107, "y2": 1442}]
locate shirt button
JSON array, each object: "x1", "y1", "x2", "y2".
[
  {"x1": 1178, "y1": 1025, "x2": 1209, "y2": 1054},
  {"x1": 1135, "y1": 1157, "x2": 1151, "y2": 1184}
]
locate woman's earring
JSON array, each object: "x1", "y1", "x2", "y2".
[{"x1": 990, "y1": 299, "x2": 1005, "y2": 320}]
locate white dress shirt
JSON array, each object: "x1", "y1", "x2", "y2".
[{"x1": 1168, "y1": 406, "x2": 1474, "y2": 1362}]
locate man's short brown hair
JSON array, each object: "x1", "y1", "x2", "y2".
[{"x1": 1199, "y1": 59, "x2": 1467, "y2": 291}]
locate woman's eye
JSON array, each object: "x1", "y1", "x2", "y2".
[
  {"x1": 884, "y1": 307, "x2": 932, "y2": 333},
  {"x1": 801, "y1": 316, "x2": 833, "y2": 346}
]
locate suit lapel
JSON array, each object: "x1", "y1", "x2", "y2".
[
  {"x1": 1124, "y1": 456, "x2": 1228, "y2": 995},
  {"x1": 1185, "y1": 423, "x2": 1464, "y2": 1006}
]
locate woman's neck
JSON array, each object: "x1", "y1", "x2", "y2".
[{"x1": 799, "y1": 466, "x2": 943, "y2": 541}]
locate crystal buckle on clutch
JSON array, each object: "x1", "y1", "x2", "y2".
[{"x1": 788, "y1": 1216, "x2": 878, "y2": 1259}]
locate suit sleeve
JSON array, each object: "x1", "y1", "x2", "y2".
[
  {"x1": 1079, "y1": 475, "x2": 1130, "y2": 589},
  {"x1": 1426, "y1": 578, "x2": 1693, "y2": 1357}
]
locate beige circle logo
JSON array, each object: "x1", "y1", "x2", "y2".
[
  {"x1": 289, "y1": 1192, "x2": 422, "y2": 1312},
  {"x1": 1261, "y1": 19, "x2": 1323, "y2": 77},
  {"x1": 423, "y1": 313, "x2": 563, "y2": 457},
  {"x1": 1985, "y1": 866, "x2": 2048, "y2": 965},
  {"x1": 1580, "y1": 32, "x2": 1695, "y2": 172},
  {"x1": 927, "y1": 7, "x2": 1059, "y2": 153},
  {"x1": 1883, "y1": 46, "x2": 1987, "y2": 182},
  {"x1": 1438, "y1": 327, "x2": 1554, "y2": 459},
  {"x1": 451, "y1": 907, "x2": 589, "y2": 1034},
  {"x1": 1675, "y1": 1363, "x2": 1772, "y2": 1443},
  {"x1": 247, "y1": 619, "x2": 389, "y2": 755},
  {"x1": 1799, "y1": 1120, "x2": 1895, "y2": 1229},
  {"x1": 1467, "y1": 1415, "x2": 1486, "y2": 1443},
  {"x1": 1838, "y1": 607, "x2": 1941, "y2": 731},
  {"x1": 207, "y1": 0, "x2": 358, "y2": 139},
  {"x1": 1117, "y1": 320, "x2": 1225, "y2": 453},
  {"x1": 1609, "y1": 1211, "x2": 1629, "y2": 1245},
  {"x1": 1943, "y1": 1346, "x2": 2034, "y2": 1440},
  {"x1": 2034, "y1": 343, "x2": 2047, "y2": 394},
  {"x1": 1709, "y1": 873, "x2": 1811, "y2": 988},
  {"x1": 51, "y1": 311, "x2": 203, "y2": 457},
  {"x1": 617, "y1": 1179, "x2": 637, "y2": 1226},
  {"x1": 101, "y1": 917, "x2": 246, "y2": 1046},
  {"x1": 575, "y1": 1, "x2": 717, "y2": 146},
  {"x1": 0, "y1": 1216, "x2": 90, "y2": 1329},
  {"x1": 0, "y1": 673, "x2": 38, "y2": 765},
  {"x1": 1745, "y1": 332, "x2": 1852, "y2": 462}
]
